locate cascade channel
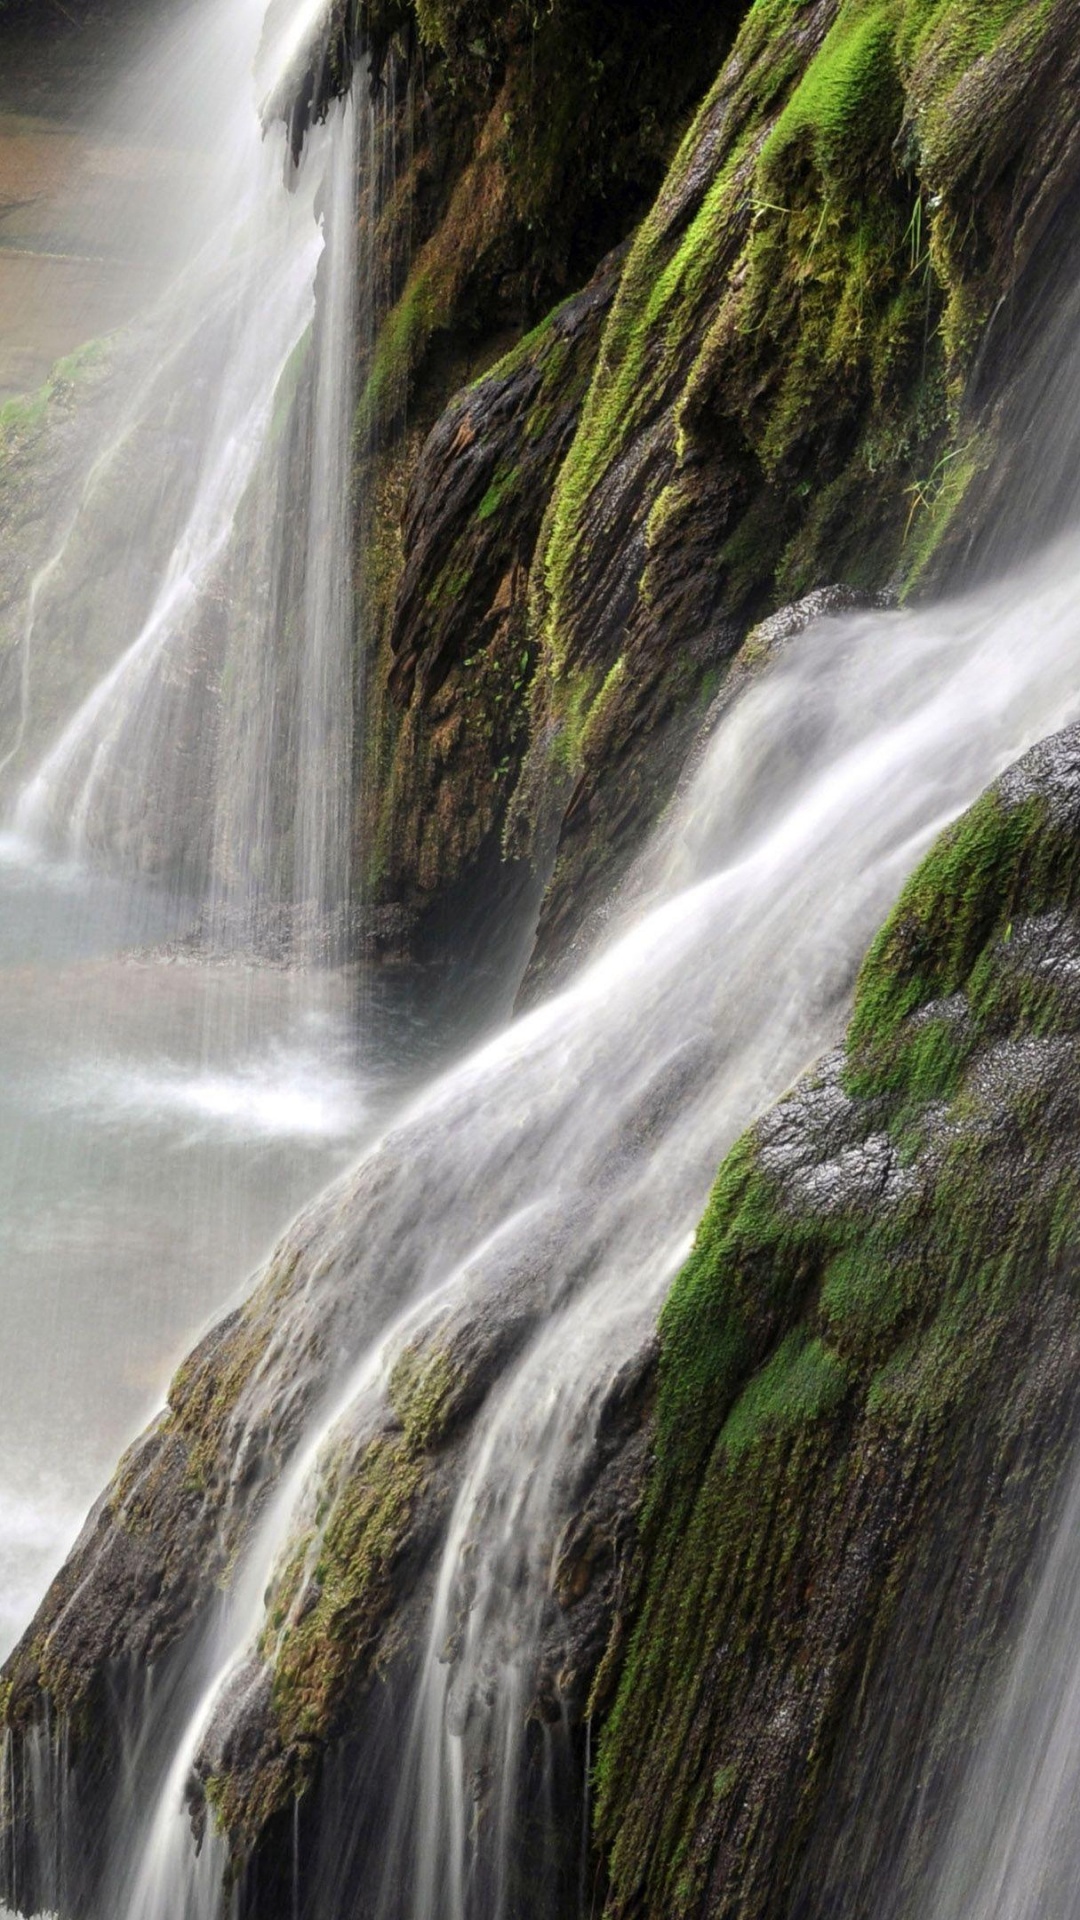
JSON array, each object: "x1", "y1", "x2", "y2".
[{"x1": 5, "y1": 2, "x2": 1080, "y2": 1919}]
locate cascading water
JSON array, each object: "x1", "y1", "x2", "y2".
[
  {"x1": 11, "y1": 1, "x2": 358, "y2": 958},
  {"x1": 10, "y1": 6, "x2": 1080, "y2": 1920},
  {"x1": 11, "y1": 522, "x2": 1080, "y2": 1919},
  {"x1": 914, "y1": 1450, "x2": 1080, "y2": 1920},
  {"x1": 0, "y1": 0, "x2": 396, "y2": 1729}
]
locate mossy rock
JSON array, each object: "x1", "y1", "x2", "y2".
[
  {"x1": 512, "y1": 0, "x2": 1076, "y2": 996},
  {"x1": 357, "y1": 250, "x2": 624, "y2": 971},
  {"x1": 595, "y1": 722, "x2": 1080, "y2": 1918}
]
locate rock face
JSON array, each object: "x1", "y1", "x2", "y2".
[
  {"x1": 360, "y1": 248, "x2": 625, "y2": 970},
  {"x1": 351, "y1": 0, "x2": 1080, "y2": 992},
  {"x1": 594, "y1": 725, "x2": 1080, "y2": 1917},
  {"x1": 339, "y1": 0, "x2": 748, "y2": 984}
]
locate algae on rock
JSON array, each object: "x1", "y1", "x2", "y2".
[
  {"x1": 511, "y1": 0, "x2": 1080, "y2": 996},
  {"x1": 594, "y1": 723, "x2": 1080, "y2": 1919}
]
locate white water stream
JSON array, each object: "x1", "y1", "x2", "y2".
[{"x1": 0, "y1": 0, "x2": 377, "y2": 1677}]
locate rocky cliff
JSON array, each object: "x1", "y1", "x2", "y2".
[
  {"x1": 595, "y1": 723, "x2": 1080, "y2": 1917},
  {"x1": 345, "y1": 0, "x2": 1080, "y2": 993}
]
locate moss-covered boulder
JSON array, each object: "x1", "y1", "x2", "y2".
[
  {"x1": 336, "y1": 0, "x2": 1080, "y2": 995},
  {"x1": 594, "y1": 722, "x2": 1080, "y2": 1918},
  {"x1": 511, "y1": 0, "x2": 1080, "y2": 995}
]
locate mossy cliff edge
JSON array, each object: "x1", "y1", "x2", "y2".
[
  {"x1": 330, "y1": 0, "x2": 744, "y2": 971},
  {"x1": 592, "y1": 723, "x2": 1080, "y2": 1917},
  {"x1": 350, "y1": 0, "x2": 1080, "y2": 990}
]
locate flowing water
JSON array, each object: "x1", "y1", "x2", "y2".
[
  {"x1": 7, "y1": 1, "x2": 1080, "y2": 1918},
  {"x1": 918, "y1": 1452, "x2": 1080, "y2": 1920},
  {"x1": 12, "y1": 530, "x2": 1080, "y2": 1919},
  {"x1": 0, "y1": 0, "x2": 380, "y2": 1679}
]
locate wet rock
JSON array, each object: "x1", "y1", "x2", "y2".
[
  {"x1": 360, "y1": 248, "x2": 625, "y2": 973},
  {"x1": 594, "y1": 721, "x2": 1080, "y2": 1919}
]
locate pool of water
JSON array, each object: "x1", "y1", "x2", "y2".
[{"x1": 0, "y1": 843, "x2": 381, "y2": 1658}]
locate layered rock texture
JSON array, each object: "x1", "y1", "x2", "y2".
[
  {"x1": 346, "y1": 0, "x2": 1080, "y2": 987},
  {"x1": 595, "y1": 723, "x2": 1080, "y2": 1916}
]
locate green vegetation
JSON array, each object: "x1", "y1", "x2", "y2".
[
  {"x1": 595, "y1": 740, "x2": 1080, "y2": 1914},
  {"x1": 539, "y1": 0, "x2": 1051, "y2": 734},
  {"x1": 847, "y1": 784, "x2": 1080, "y2": 1111},
  {"x1": 760, "y1": 3, "x2": 900, "y2": 182},
  {"x1": 0, "y1": 337, "x2": 109, "y2": 444},
  {"x1": 353, "y1": 0, "x2": 736, "y2": 440},
  {"x1": 201, "y1": 1334, "x2": 464, "y2": 1856}
]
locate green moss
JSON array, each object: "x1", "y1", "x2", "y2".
[
  {"x1": 898, "y1": 0, "x2": 1053, "y2": 168},
  {"x1": 264, "y1": 1430, "x2": 422, "y2": 1737},
  {"x1": 477, "y1": 463, "x2": 518, "y2": 521},
  {"x1": 388, "y1": 1340, "x2": 461, "y2": 1447},
  {"x1": 654, "y1": 1135, "x2": 821, "y2": 1477},
  {"x1": 531, "y1": 0, "x2": 1052, "y2": 793},
  {"x1": 595, "y1": 750, "x2": 1080, "y2": 1913},
  {"x1": 719, "y1": 1329, "x2": 850, "y2": 1457},
  {"x1": 359, "y1": 272, "x2": 442, "y2": 439},
  {"x1": 542, "y1": 130, "x2": 750, "y2": 653},
  {"x1": 846, "y1": 788, "x2": 1071, "y2": 1097},
  {"x1": 897, "y1": 0, "x2": 1036, "y2": 66},
  {"x1": 901, "y1": 435, "x2": 986, "y2": 588},
  {"x1": 760, "y1": 3, "x2": 900, "y2": 186},
  {"x1": 201, "y1": 1331, "x2": 467, "y2": 1856}
]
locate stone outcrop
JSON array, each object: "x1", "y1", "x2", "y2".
[
  {"x1": 595, "y1": 724, "x2": 1080, "y2": 1917},
  {"x1": 350, "y1": 0, "x2": 1080, "y2": 993}
]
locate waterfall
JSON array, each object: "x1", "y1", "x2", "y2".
[
  {"x1": 0, "y1": 0, "x2": 385, "y2": 1836},
  {"x1": 8, "y1": 0, "x2": 360, "y2": 964},
  {"x1": 10, "y1": 521, "x2": 1080, "y2": 1919},
  {"x1": 9, "y1": 3, "x2": 1080, "y2": 1918},
  {"x1": 915, "y1": 1445, "x2": 1080, "y2": 1919}
]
